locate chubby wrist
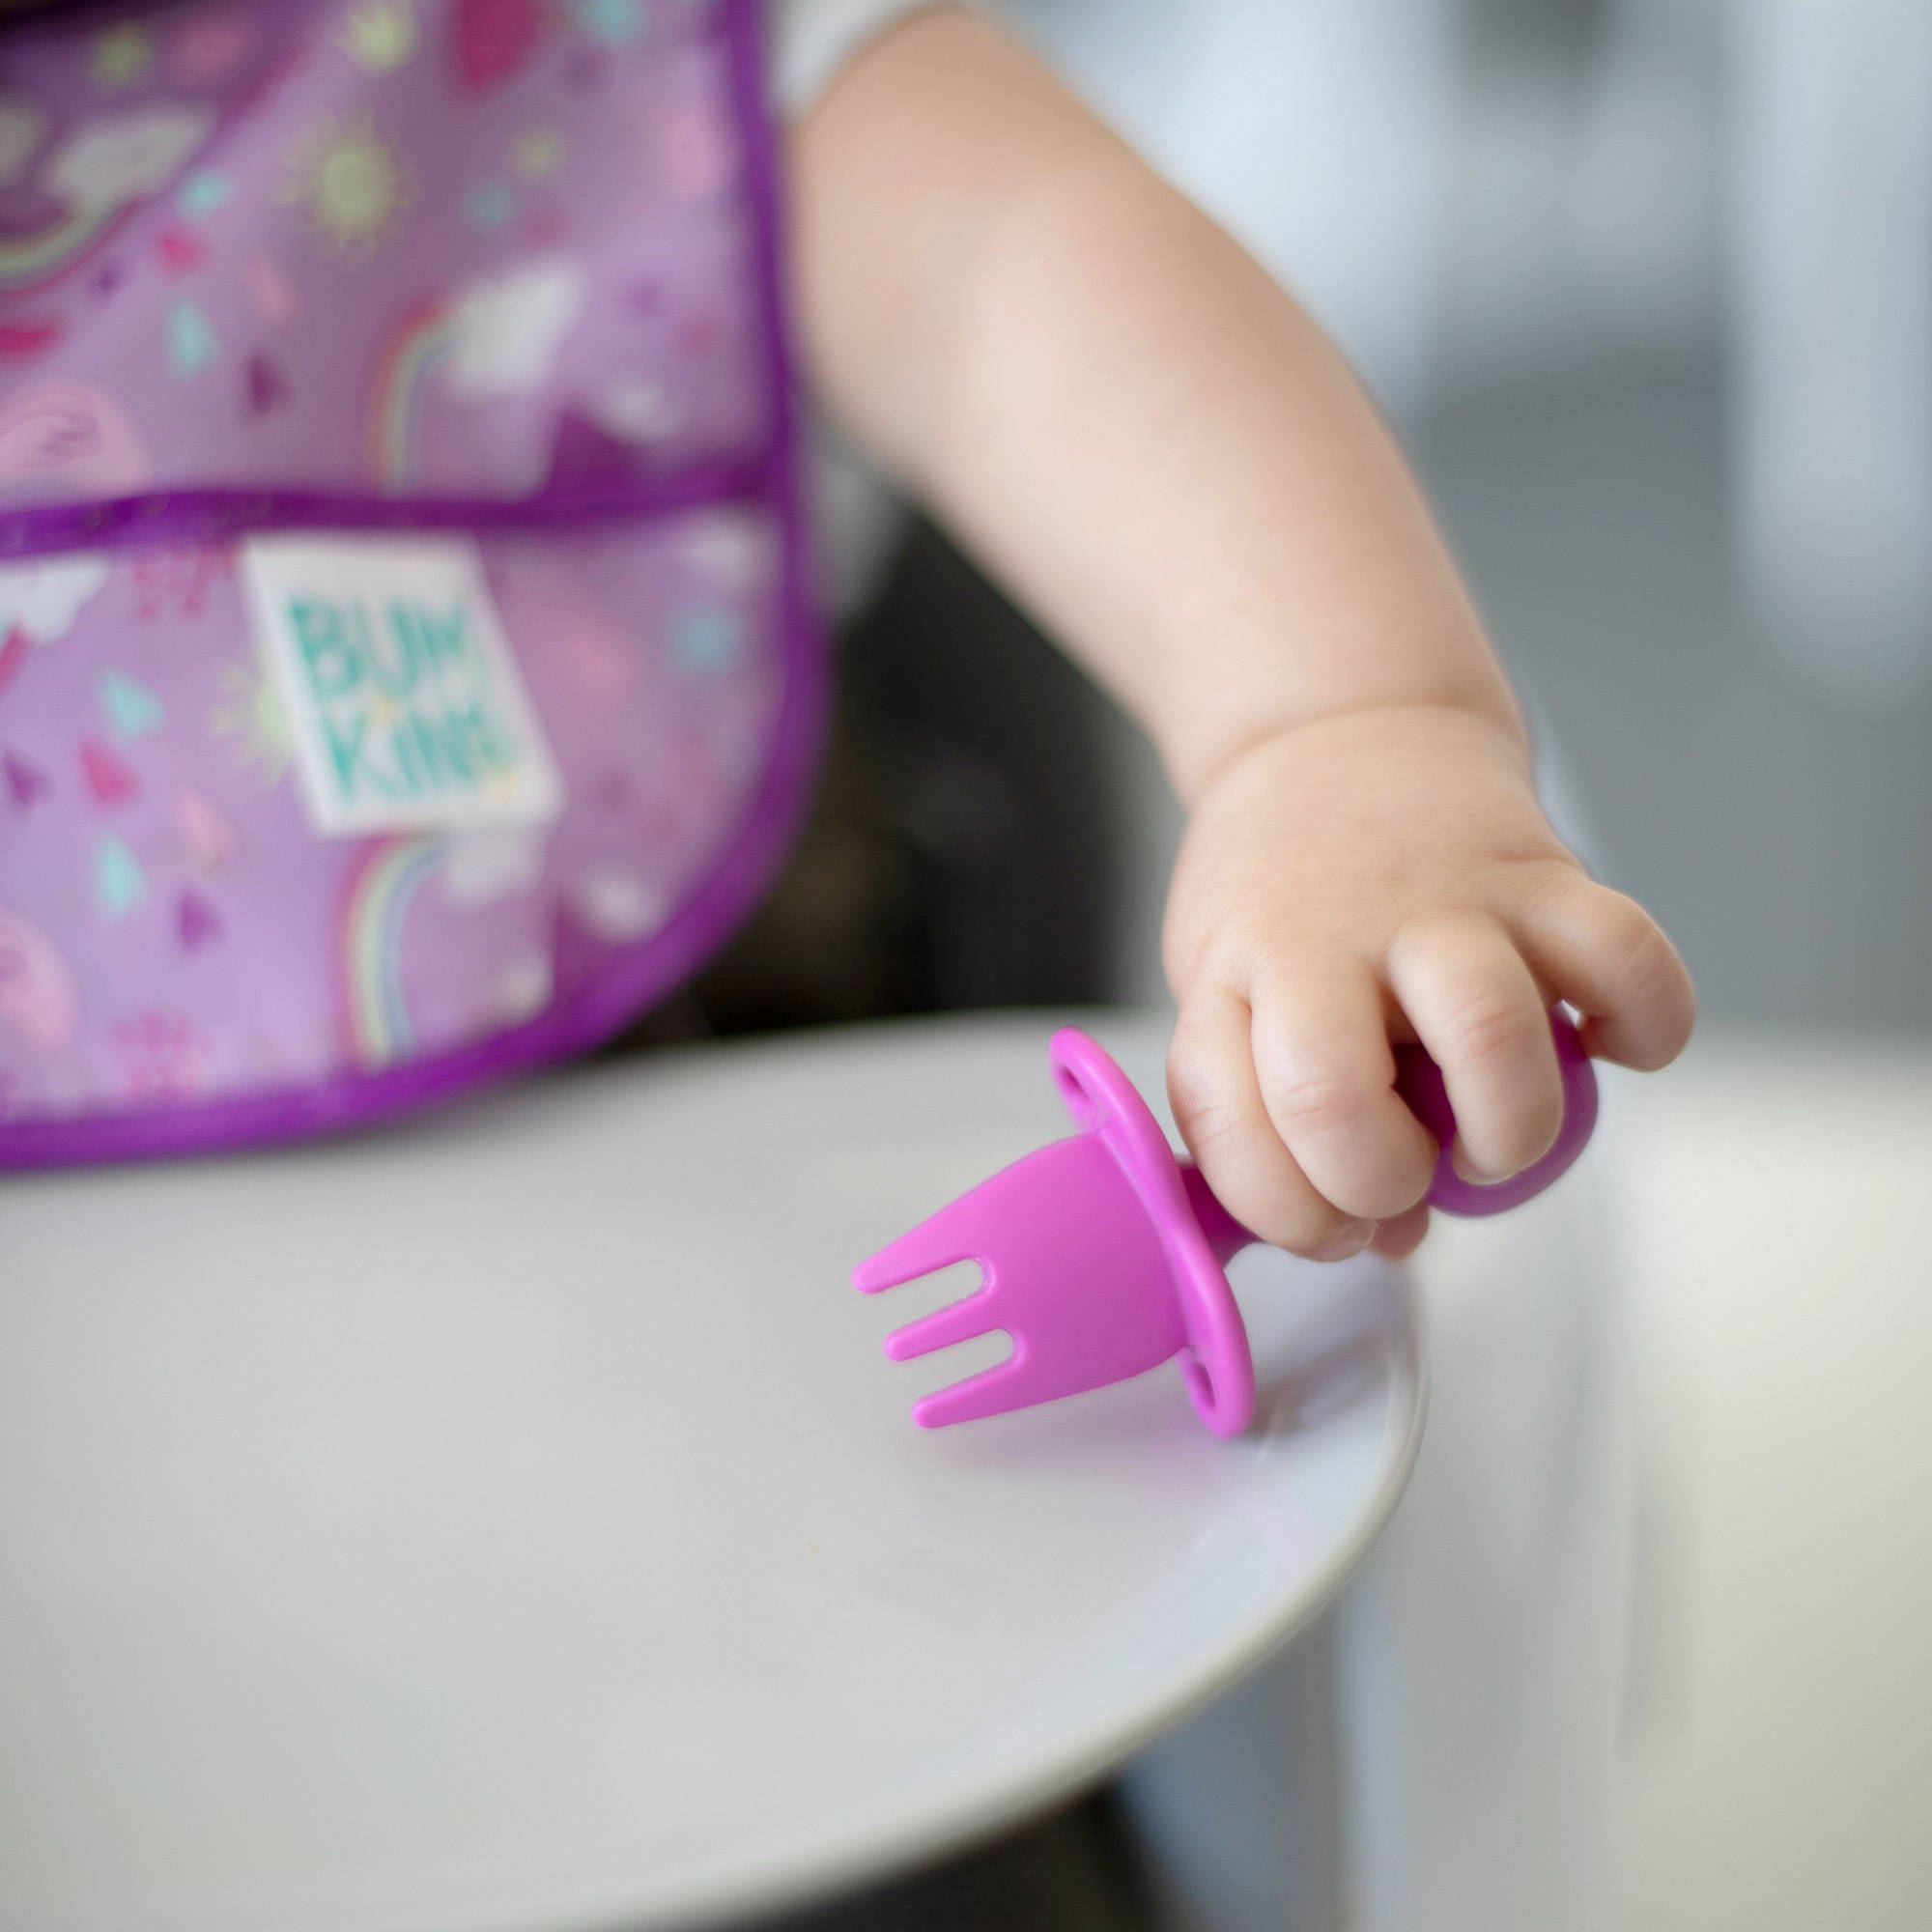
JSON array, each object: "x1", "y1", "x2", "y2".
[{"x1": 1172, "y1": 696, "x2": 1532, "y2": 812}]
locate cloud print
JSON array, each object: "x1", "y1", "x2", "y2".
[
  {"x1": 441, "y1": 257, "x2": 589, "y2": 404},
  {"x1": 0, "y1": 554, "x2": 109, "y2": 646},
  {"x1": 439, "y1": 829, "x2": 548, "y2": 908},
  {"x1": 43, "y1": 105, "x2": 214, "y2": 213}
]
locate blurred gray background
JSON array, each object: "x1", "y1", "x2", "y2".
[{"x1": 1022, "y1": 0, "x2": 1932, "y2": 1032}]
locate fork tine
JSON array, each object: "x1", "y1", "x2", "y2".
[
  {"x1": 852, "y1": 1206, "x2": 982, "y2": 1295},
  {"x1": 856, "y1": 1141, "x2": 1098, "y2": 1298},
  {"x1": 911, "y1": 1352, "x2": 1042, "y2": 1430},
  {"x1": 884, "y1": 1291, "x2": 1005, "y2": 1363}
]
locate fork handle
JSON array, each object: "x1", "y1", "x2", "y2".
[
  {"x1": 1396, "y1": 1008, "x2": 1599, "y2": 1217},
  {"x1": 1177, "y1": 1008, "x2": 1599, "y2": 1243}
]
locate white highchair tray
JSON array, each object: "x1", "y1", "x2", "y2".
[{"x1": 0, "y1": 1013, "x2": 1423, "y2": 1932}]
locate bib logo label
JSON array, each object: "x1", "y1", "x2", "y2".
[{"x1": 245, "y1": 535, "x2": 563, "y2": 837}]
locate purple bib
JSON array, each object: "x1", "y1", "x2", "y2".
[{"x1": 0, "y1": 0, "x2": 821, "y2": 1166}]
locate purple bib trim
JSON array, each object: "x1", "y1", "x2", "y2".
[{"x1": 0, "y1": 458, "x2": 772, "y2": 561}]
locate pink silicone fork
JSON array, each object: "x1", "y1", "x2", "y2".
[{"x1": 855, "y1": 1010, "x2": 1598, "y2": 1436}]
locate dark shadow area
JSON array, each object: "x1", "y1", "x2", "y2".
[
  {"x1": 606, "y1": 519, "x2": 1118, "y2": 1052},
  {"x1": 744, "y1": 1791, "x2": 1163, "y2": 1932}
]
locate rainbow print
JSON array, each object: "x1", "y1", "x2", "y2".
[
  {"x1": 340, "y1": 835, "x2": 443, "y2": 1069},
  {"x1": 367, "y1": 297, "x2": 456, "y2": 489},
  {"x1": 0, "y1": 202, "x2": 129, "y2": 294}
]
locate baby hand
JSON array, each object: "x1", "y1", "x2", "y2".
[{"x1": 1162, "y1": 705, "x2": 1693, "y2": 1260}]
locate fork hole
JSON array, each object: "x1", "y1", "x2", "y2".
[
  {"x1": 1181, "y1": 1352, "x2": 1215, "y2": 1413},
  {"x1": 906, "y1": 1326, "x2": 1014, "y2": 1392},
  {"x1": 1054, "y1": 1063, "x2": 1101, "y2": 1130},
  {"x1": 889, "y1": 1258, "x2": 983, "y2": 1316}
]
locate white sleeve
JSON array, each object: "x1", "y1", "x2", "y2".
[{"x1": 771, "y1": 0, "x2": 953, "y2": 118}]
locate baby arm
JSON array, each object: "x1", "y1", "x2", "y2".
[{"x1": 791, "y1": 8, "x2": 1693, "y2": 1259}]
